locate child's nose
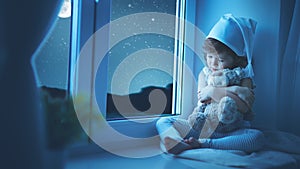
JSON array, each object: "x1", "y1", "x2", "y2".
[{"x1": 212, "y1": 58, "x2": 219, "y2": 66}]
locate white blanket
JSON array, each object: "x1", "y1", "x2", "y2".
[{"x1": 174, "y1": 130, "x2": 300, "y2": 169}]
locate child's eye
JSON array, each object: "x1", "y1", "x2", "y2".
[
  {"x1": 207, "y1": 55, "x2": 213, "y2": 58},
  {"x1": 219, "y1": 59, "x2": 224, "y2": 62}
]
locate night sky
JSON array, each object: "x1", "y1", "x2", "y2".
[
  {"x1": 31, "y1": 17, "x2": 71, "y2": 89},
  {"x1": 108, "y1": 0, "x2": 177, "y2": 94},
  {"x1": 31, "y1": 0, "x2": 177, "y2": 94}
]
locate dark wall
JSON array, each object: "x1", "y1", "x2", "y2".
[{"x1": 1, "y1": 1, "x2": 63, "y2": 169}]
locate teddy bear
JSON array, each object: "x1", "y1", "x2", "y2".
[{"x1": 188, "y1": 67, "x2": 246, "y2": 133}]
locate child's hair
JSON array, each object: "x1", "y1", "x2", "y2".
[{"x1": 202, "y1": 38, "x2": 248, "y2": 68}]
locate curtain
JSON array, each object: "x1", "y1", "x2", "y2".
[
  {"x1": 277, "y1": 0, "x2": 300, "y2": 136},
  {"x1": 1, "y1": 0, "x2": 63, "y2": 169}
]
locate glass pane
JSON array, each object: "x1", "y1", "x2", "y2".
[{"x1": 106, "y1": 0, "x2": 177, "y2": 120}]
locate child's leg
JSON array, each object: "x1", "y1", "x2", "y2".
[
  {"x1": 156, "y1": 117, "x2": 190, "y2": 140},
  {"x1": 156, "y1": 117, "x2": 199, "y2": 154},
  {"x1": 199, "y1": 128, "x2": 265, "y2": 153},
  {"x1": 163, "y1": 137, "x2": 192, "y2": 155}
]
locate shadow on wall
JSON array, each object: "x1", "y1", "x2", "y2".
[{"x1": 106, "y1": 83, "x2": 173, "y2": 120}]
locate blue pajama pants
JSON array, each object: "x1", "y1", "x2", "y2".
[{"x1": 156, "y1": 116, "x2": 265, "y2": 153}]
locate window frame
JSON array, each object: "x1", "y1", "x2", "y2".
[
  {"x1": 68, "y1": 0, "x2": 193, "y2": 152},
  {"x1": 71, "y1": 0, "x2": 187, "y2": 119}
]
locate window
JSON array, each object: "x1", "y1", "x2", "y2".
[
  {"x1": 71, "y1": 0, "x2": 189, "y2": 121},
  {"x1": 31, "y1": 0, "x2": 200, "y2": 151},
  {"x1": 68, "y1": 0, "x2": 208, "y2": 156},
  {"x1": 106, "y1": 0, "x2": 178, "y2": 120}
]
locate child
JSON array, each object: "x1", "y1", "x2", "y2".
[
  {"x1": 156, "y1": 14, "x2": 265, "y2": 155},
  {"x1": 188, "y1": 39, "x2": 253, "y2": 135}
]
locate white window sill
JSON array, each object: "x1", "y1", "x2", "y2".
[{"x1": 67, "y1": 116, "x2": 179, "y2": 158}]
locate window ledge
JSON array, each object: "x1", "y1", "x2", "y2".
[{"x1": 68, "y1": 116, "x2": 175, "y2": 158}]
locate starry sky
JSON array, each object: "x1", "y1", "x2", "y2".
[
  {"x1": 31, "y1": 17, "x2": 71, "y2": 89},
  {"x1": 107, "y1": 0, "x2": 177, "y2": 95},
  {"x1": 31, "y1": 0, "x2": 177, "y2": 93}
]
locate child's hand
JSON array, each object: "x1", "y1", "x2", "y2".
[
  {"x1": 198, "y1": 86, "x2": 213, "y2": 103},
  {"x1": 227, "y1": 86, "x2": 255, "y2": 107}
]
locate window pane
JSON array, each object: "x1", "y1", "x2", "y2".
[{"x1": 106, "y1": 0, "x2": 177, "y2": 120}]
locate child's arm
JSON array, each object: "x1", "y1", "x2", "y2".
[
  {"x1": 199, "y1": 85, "x2": 253, "y2": 114},
  {"x1": 240, "y1": 77, "x2": 254, "y2": 89},
  {"x1": 197, "y1": 70, "x2": 209, "y2": 102},
  {"x1": 236, "y1": 77, "x2": 255, "y2": 108},
  {"x1": 197, "y1": 68, "x2": 254, "y2": 114}
]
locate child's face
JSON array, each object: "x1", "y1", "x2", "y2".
[{"x1": 206, "y1": 52, "x2": 235, "y2": 71}]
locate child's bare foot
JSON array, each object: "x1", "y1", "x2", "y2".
[
  {"x1": 163, "y1": 137, "x2": 192, "y2": 155},
  {"x1": 184, "y1": 137, "x2": 201, "y2": 148}
]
